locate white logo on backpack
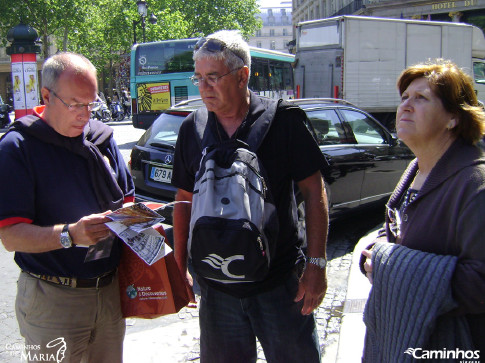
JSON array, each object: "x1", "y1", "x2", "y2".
[{"x1": 202, "y1": 253, "x2": 245, "y2": 279}]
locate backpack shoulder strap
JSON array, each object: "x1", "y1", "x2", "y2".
[
  {"x1": 276, "y1": 99, "x2": 308, "y2": 119},
  {"x1": 246, "y1": 97, "x2": 301, "y2": 151},
  {"x1": 193, "y1": 106, "x2": 219, "y2": 150}
]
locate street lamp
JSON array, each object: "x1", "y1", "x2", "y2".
[{"x1": 133, "y1": 0, "x2": 157, "y2": 44}]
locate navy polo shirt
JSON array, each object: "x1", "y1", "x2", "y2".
[{"x1": 0, "y1": 114, "x2": 134, "y2": 278}]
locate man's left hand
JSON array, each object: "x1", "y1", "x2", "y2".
[{"x1": 294, "y1": 264, "x2": 328, "y2": 315}]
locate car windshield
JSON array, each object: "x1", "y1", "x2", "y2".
[
  {"x1": 139, "y1": 112, "x2": 185, "y2": 147},
  {"x1": 474, "y1": 61, "x2": 485, "y2": 83}
]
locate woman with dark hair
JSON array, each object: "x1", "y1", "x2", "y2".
[{"x1": 361, "y1": 59, "x2": 485, "y2": 362}]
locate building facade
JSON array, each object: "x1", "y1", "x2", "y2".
[
  {"x1": 249, "y1": 1, "x2": 293, "y2": 53},
  {"x1": 292, "y1": 0, "x2": 485, "y2": 36}
]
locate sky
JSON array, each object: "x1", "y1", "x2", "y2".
[{"x1": 258, "y1": 0, "x2": 292, "y2": 8}]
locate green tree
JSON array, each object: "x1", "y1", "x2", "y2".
[
  {"x1": 0, "y1": 0, "x2": 90, "y2": 58},
  {"x1": 160, "y1": 0, "x2": 261, "y2": 39},
  {"x1": 467, "y1": 14, "x2": 485, "y2": 34},
  {"x1": 0, "y1": 0, "x2": 261, "y2": 92}
]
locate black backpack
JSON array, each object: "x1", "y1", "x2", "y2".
[{"x1": 188, "y1": 98, "x2": 282, "y2": 283}]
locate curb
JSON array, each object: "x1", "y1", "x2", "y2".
[{"x1": 335, "y1": 226, "x2": 380, "y2": 362}]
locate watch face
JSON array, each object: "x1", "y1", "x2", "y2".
[
  {"x1": 60, "y1": 225, "x2": 72, "y2": 248},
  {"x1": 309, "y1": 257, "x2": 326, "y2": 268},
  {"x1": 60, "y1": 234, "x2": 71, "y2": 248}
]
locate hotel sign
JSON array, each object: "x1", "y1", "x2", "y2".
[{"x1": 430, "y1": 0, "x2": 477, "y2": 10}]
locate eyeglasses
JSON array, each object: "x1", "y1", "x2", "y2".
[
  {"x1": 194, "y1": 37, "x2": 246, "y2": 64},
  {"x1": 48, "y1": 89, "x2": 101, "y2": 112},
  {"x1": 190, "y1": 67, "x2": 242, "y2": 87}
]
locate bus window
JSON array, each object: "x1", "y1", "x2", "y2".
[
  {"x1": 136, "y1": 40, "x2": 195, "y2": 76},
  {"x1": 250, "y1": 58, "x2": 270, "y2": 92},
  {"x1": 269, "y1": 62, "x2": 293, "y2": 91}
]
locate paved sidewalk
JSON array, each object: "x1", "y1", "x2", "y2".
[{"x1": 335, "y1": 227, "x2": 378, "y2": 362}]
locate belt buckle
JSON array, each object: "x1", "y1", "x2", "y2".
[{"x1": 58, "y1": 276, "x2": 75, "y2": 288}]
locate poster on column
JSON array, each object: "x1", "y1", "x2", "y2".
[
  {"x1": 11, "y1": 62, "x2": 25, "y2": 110},
  {"x1": 23, "y1": 62, "x2": 39, "y2": 109}
]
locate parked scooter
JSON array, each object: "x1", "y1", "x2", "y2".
[
  {"x1": 109, "y1": 101, "x2": 124, "y2": 121},
  {"x1": 0, "y1": 101, "x2": 13, "y2": 129},
  {"x1": 91, "y1": 100, "x2": 111, "y2": 122}
]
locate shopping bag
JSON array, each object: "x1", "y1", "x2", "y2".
[{"x1": 118, "y1": 226, "x2": 190, "y2": 319}]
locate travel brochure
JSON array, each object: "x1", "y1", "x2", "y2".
[
  {"x1": 82, "y1": 202, "x2": 186, "y2": 265},
  {"x1": 106, "y1": 202, "x2": 171, "y2": 265},
  {"x1": 95, "y1": 203, "x2": 172, "y2": 265}
]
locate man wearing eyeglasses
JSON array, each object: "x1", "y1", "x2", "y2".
[
  {"x1": 0, "y1": 52, "x2": 134, "y2": 361},
  {"x1": 172, "y1": 30, "x2": 329, "y2": 362}
]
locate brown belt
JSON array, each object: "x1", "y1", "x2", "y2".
[{"x1": 24, "y1": 270, "x2": 116, "y2": 289}]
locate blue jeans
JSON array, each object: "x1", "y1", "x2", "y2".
[{"x1": 198, "y1": 273, "x2": 321, "y2": 363}]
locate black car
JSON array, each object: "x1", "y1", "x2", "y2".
[{"x1": 130, "y1": 98, "x2": 414, "y2": 223}]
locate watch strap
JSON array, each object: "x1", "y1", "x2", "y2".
[
  {"x1": 307, "y1": 257, "x2": 327, "y2": 268},
  {"x1": 60, "y1": 224, "x2": 73, "y2": 248}
]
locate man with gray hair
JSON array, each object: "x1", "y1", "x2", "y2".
[
  {"x1": 172, "y1": 30, "x2": 329, "y2": 362},
  {"x1": 0, "y1": 52, "x2": 134, "y2": 361}
]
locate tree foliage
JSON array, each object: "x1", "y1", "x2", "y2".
[
  {"x1": 163, "y1": 0, "x2": 261, "y2": 39},
  {"x1": 0, "y1": 0, "x2": 261, "y2": 90},
  {"x1": 467, "y1": 14, "x2": 485, "y2": 34},
  {"x1": 0, "y1": 0, "x2": 90, "y2": 57}
]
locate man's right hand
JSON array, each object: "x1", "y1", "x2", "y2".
[{"x1": 69, "y1": 212, "x2": 114, "y2": 246}]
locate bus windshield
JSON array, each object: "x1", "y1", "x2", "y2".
[{"x1": 135, "y1": 39, "x2": 197, "y2": 76}]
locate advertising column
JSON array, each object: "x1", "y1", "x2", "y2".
[
  {"x1": 6, "y1": 23, "x2": 41, "y2": 121},
  {"x1": 11, "y1": 53, "x2": 39, "y2": 119}
]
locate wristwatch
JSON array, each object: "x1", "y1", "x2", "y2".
[
  {"x1": 60, "y1": 224, "x2": 73, "y2": 248},
  {"x1": 307, "y1": 257, "x2": 327, "y2": 269}
]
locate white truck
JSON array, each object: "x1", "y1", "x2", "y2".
[{"x1": 294, "y1": 15, "x2": 485, "y2": 129}]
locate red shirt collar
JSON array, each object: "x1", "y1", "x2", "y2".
[{"x1": 33, "y1": 105, "x2": 46, "y2": 119}]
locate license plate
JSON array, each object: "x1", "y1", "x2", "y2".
[{"x1": 150, "y1": 166, "x2": 172, "y2": 183}]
